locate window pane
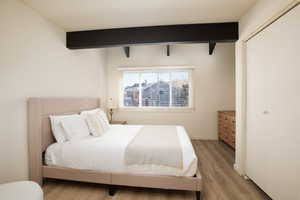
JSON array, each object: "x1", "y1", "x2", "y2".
[
  {"x1": 141, "y1": 72, "x2": 159, "y2": 107},
  {"x1": 123, "y1": 72, "x2": 139, "y2": 107},
  {"x1": 157, "y1": 72, "x2": 170, "y2": 107},
  {"x1": 171, "y1": 71, "x2": 189, "y2": 107}
]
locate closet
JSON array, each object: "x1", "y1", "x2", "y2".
[{"x1": 246, "y1": 5, "x2": 300, "y2": 200}]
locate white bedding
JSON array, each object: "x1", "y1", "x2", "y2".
[{"x1": 45, "y1": 125, "x2": 197, "y2": 177}]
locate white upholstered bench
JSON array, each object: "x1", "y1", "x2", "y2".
[{"x1": 0, "y1": 181, "x2": 43, "y2": 200}]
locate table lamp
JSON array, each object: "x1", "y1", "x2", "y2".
[{"x1": 108, "y1": 98, "x2": 117, "y2": 122}]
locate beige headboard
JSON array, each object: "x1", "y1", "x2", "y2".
[{"x1": 27, "y1": 97, "x2": 100, "y2": 184}]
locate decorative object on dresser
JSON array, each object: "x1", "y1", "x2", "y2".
[
  {"x1": 218, "y1": 111, "x2": 236, "y2": 149},
  {"x1": 110, "y1": 121, "x2": 127, "y2": 125}
]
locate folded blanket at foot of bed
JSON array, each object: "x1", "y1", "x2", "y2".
[{"x1": 125, "y1": 125, "x2": 183, "y2": 169}]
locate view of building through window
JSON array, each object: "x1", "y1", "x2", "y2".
[{"x1": 122, "y1": 70, "x2": 191, "y2": 108}]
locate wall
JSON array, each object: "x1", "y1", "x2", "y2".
[
  {"x1": 107, "y1": 44, "x2": 235, "y2": 139},
  {"x1": 235, "y1": 0, "x2": 297, "y2": 175},
  {"x1": 0, "y1": 0, "x2": 107, "y2": 183}
]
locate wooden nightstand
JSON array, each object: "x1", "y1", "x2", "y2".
[{"x1": 110, "y1": 121, "x2": 127, "y2": 125}]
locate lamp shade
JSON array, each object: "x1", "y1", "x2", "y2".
[{"x1": 108, "y1": 98, "x2": 117, "y2": 109}]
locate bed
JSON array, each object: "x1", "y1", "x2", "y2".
[{"x1": 27, "y1": 98, "x2": 202, "y2": 199}]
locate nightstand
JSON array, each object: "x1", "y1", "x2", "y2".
[{"x1": 110, "y1": 121, "x2": 127, "y2": 125}]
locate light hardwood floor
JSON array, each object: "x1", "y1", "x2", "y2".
[{"x1": 43, "y1": 140, "x2": 271, "y2": 200}]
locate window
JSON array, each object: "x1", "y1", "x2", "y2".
[{"x1": 121, "y1": 69, "x2": 193, "y2": 109}]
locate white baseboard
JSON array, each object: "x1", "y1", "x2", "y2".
[
  {"x1": 233, "y1": 163, "x2": 239, "y2": 173},
  {"x1": 234, "y1": 163, "x2": 250, "y2": 180}
]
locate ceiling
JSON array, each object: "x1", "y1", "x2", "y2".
[{"x1": 22, "y1": 0, "x2": 257, "y2": 31}]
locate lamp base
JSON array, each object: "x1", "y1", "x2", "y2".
[{"x1": 109, "y1": 108, "x2": 113, "y2": 123}]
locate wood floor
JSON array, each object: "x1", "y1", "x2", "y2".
[{"x1": 43, "y1": 140, "x2": 272, "y2": 200}]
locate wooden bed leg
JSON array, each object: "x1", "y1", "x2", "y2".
[
  {"x1": 196, "y1": 191, "x2": 201, "y2": 200},
  {"x1": 108, "y1": 186, "x2": 116, "y2": 196}
]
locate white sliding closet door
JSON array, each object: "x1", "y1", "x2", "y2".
[{"x1": 246, "y1": 5, "x2": 300, "y2": 200}]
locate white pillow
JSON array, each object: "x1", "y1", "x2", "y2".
[
  {"x1": 80, "y1": 108, "x2": 101, "y2": 119},
  {"x1": 85, "y1": 113, "x2": 106, "y2": 136},
  {"x1": 80, "y1": 108, "x2": 110, "y2": 132},
  {"x1": 60, "y1": 115, "x2": 90, "y2": 141},
  {"x1": 49, "y1": 114, "x2": 79, "y2": 143},
  {"x1": 98, "y1": 110, "x2": 110, "y2": 127},
  {"x1": 97, "y1": 112, "x2": 110, "y2": 133}
]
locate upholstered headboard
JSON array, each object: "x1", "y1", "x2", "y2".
[{"x1": 27, "y1": 97, "x2": 100, "y2": 184}]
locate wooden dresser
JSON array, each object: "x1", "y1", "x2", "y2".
[{"x1": 218, "y1": 111, "x2": 236, "y2": 149}]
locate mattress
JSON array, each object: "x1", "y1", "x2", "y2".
[{"x1": 45, "y1": 125, "x2": 197, "y2": 177}]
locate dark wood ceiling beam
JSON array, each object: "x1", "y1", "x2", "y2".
[
  {"x1": 209, "y1": 42, "x2": 216, "y2": 55},
  {"x1": 123, "y1": 46, "x2": 130, "y2": 58},
  {"x1": 66, "y1": 22, "x2": 238, "y2": 50}
]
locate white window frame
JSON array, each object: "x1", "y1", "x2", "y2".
[{"x1": 118, "y1": 66, "x2": 195, "y2": 111}]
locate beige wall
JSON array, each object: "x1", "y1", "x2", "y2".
[
  {"x1": 0, "y1": 0, "x2": 107, "y2": 183},
  {"x1": 107, "y1": 44, "x2": 235, "y2": 139},
  {"x1": 235, "y1": 0, "x2": 297, "y2": 175}
]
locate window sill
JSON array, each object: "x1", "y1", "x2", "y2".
[{"x1": 117, "y1": 107, "x2": 195, "y2": 113}]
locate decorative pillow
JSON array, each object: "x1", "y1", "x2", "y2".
[
  {"x1": 60, "y1": 115, "x2": 90, "y2": 141},
  {"x1": 80, "y1": 108, "x2": 110, "y2": 133},
  {"x1": 49, "y1": 114, "x2": 79, "y2": 143},
  {"x1": 85, "y1": 113, "x2": 106, "y2": 136},
  {"x1": 80, "y1": 108, "x2": 101, "y2": 119},
  {"x1": 97, "y1": 110, "x2": 110, "y2": 129}
]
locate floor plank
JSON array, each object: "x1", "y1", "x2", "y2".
[{"x1": 44, "y1": 140, "x2": 271, "y2": 200}]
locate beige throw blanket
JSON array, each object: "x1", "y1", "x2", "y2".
[{"x1": 125, "y1": 126, "x2": 183, "y2": 169}]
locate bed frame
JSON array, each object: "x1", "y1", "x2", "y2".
[{"x1": 27, "y1": 97, "x2": 202, "y2": 199}]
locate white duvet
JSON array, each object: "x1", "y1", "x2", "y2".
[{"x1": 45, "y1": 125, "x2": 197, "y2": 177}]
